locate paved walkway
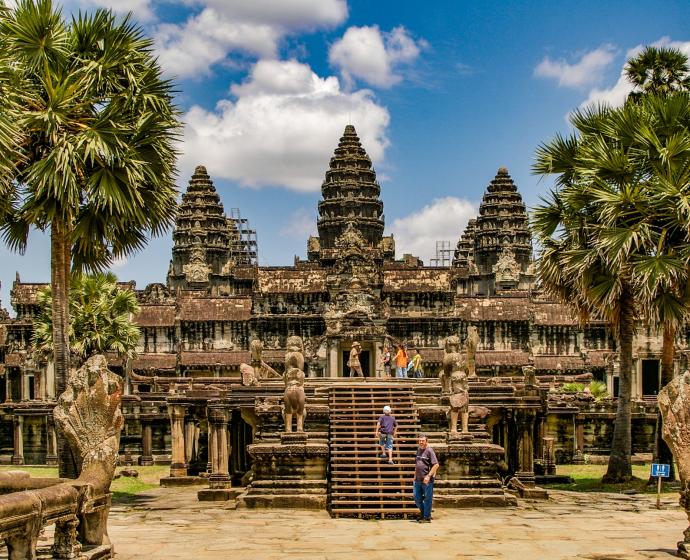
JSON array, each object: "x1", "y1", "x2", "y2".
[{"x1": 109, "y1": 488, "x2": 686, "y2": 559}]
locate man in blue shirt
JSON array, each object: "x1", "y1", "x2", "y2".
[
  {"x1": 413, "y1": 434, "x2": 439, "y2": 522},
  {"x1": 375, "y1": 405, "x2": 398, "y2": 464}
]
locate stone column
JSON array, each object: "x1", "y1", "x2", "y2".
[
  {"x1": 46, "y1": 416, "x2": 58, "y2": 466},
  {"x1": 167, "y1": 404, "x2": 187, "y2": 477},
  {"x1": 573, "y1": 414, "x2": 585, "y2": 464},
  {"x1": 4, "y1": 372, "x2": 11, "y2": 403},
  {"x1": 328, "y1": 342, "x2": 339, "y2": 378},
  {"x1": 139, "y1": 423, "x2": 154, "y2": 466},
  {"x1": 184, "y1": 419, "x2": 197, "y2": 465},
  {"x1": 12, "y1": 415, "x2": 24, "y2": 465},
  {"x1": 515, "y1": 410, "x2": 535, "y2": 486},
  {"x1": 208, "y1": 407, "x2": 231, "y2": 489}
]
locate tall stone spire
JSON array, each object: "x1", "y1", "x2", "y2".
[
  {"x1": 452, "y1": 218, "x2": 477, "y2": 268},
  {"x1": 168, "y1": 166, "x2": 257, "y2": 291},
  {"x1": 473, "y1": 167, "x2": 532, "y2": 275},
  {"x1": 309, "y1": 125, "x2": 393, "y2": 263},
  {"x1": 452, "y1": 167, "x2": 534, "y2": 295}
]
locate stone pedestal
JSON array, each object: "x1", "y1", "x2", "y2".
[
  {"x1": 435, "y1": 437, "x2": 517, "y2": 507},
  {"x1": 139, "y1": 423, "x2": 153, "y2": 466},
  {"x1": 241, "y1": 435, "x2": 329, "y2": 509}
]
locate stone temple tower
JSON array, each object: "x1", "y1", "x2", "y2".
[
  {"x1": 453, "y1": 167, "x2": 534, "y2": 295},
  {"x1": 168, "y1": 166, "x2": 257, "y2": 292},
  {"x1": 308, "y1": 125, "x2": 394, "y2": 264}
]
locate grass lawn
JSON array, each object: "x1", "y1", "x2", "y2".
[
  {"x1": 551, "y1": 463, "x2": 680, "y2": 495},
  {"x1": 0, "y1": 464, "x2": 170, "y2": 503}
]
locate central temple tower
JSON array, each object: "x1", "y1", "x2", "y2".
[{"x1": 308, "y1": 125, "x2": 394, "y2": 264}]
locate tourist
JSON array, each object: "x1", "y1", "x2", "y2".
[
  {"x1": 413, "y1": 434, "x2": 439, "y2": 523},
  {"x1": 382, "y1": 346, "x2": 392, "y2": 377},
  {"x1": 407, "y1": 348, "x2": 423, "y2": 378},
  {"x1": 394, "y1": 345, "x2": 408, "y2": 378},
  {"x1": 348, "y1": 341, "x2": 364, "y2": 377},
  {"x1": 375, "y1": 405, "x2": 398, "y2": 464}
]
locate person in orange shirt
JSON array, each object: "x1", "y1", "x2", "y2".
[{"x1": 394, "y1": 345, "x2": 408, "y2": 379}]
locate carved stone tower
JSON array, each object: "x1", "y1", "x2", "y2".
[
  {"x1": 453, "y1": 168, "x2": 534, "y2": 295},
  {"x1": 168, "y1": 165, "x2": 257, "y2": 292},
  {"x1": 308, "y1": 125, "x2": 394, "y2": 264}
]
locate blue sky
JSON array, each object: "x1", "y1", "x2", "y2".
[{"x1": 1, "y1": 0, "x2": 689, "y2": 313}]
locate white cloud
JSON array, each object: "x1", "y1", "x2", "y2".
[
  {"x1": 581, "y1": 38, "x2": 690, "y2": 108},
  {"x1": 329, "y1": 25, "x2": 425, "y2": 88},
  {"x1": 180, "y1": 59, "x2": 390, "y2": 192},
  {"x1": 535, "y1": 45, "x2": 617, "y2": 88},
  {"x1": 280, "y1": 207, "x2": 318, "y2": 238},
  {"x1": 155, "y1": 0, "x2": 347, "y2": 78},
  {"x1": 60, "y1": 0, "x2": 156, "y2": 22},
  {"x1": 390, "y1": 197, "x2": 477, "y2": 264}
]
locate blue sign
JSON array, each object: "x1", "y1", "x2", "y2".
[{"x1": 651, "y1": 463, "x2": 670, "y2": 478}]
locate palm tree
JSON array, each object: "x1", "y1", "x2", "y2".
[
  {"x1": 33, "y1": 272, "x2": 140, "y2": 361},
  {"x1": 626, "y1": 46, "x2": 690, "y2": 99},
  {"x1": 0, "y1": 0, "x2": 180, "y2": 477},
  {"x1": 533, "y1": 105, "x2": 644, "y2": 482},
  {"x1": 603, "y1": 93, "x2": 690, "y2": 480}
]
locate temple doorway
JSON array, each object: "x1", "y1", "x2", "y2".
[
  {"x1": 641, "y1": 359, "x2": 660, "y2": 396},
  {"x1": 341, "y1": 350, "x2": 371, "y2": 377}
]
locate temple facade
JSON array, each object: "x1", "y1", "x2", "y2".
[{"x1": 0, "y1": 125, "x2": 671, "y2": 489}]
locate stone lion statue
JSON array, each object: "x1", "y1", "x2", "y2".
[{"x1": 283, "y1": 336, "x2": 307, "y2": 432}]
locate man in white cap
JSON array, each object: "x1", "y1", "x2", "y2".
[{"x1": 375, "y1": 405, "x2": 398, "y2": 464}]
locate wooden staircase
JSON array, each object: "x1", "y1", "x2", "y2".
[{"x1": 328, "y1": 384, "x2": 420, "y2": 518}]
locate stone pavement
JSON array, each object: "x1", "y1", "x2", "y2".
[{"x1": 108, "y1": 487, "x2": 685, "y2": 559}]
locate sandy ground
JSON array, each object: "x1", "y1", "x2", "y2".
[{"x1": 107, "y1": 487, "x2": 687, "y2": 560}]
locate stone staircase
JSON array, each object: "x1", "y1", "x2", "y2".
[{"x1": 328, "y1": 384, "x2": 420, "y2": 518}]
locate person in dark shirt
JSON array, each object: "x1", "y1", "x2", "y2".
[
  {"x1": 375, "y1": 405, "x2": 398, "y2": 464},
  {"x1": 413, "y1": 433, "x2": 439, "y2": 522}
]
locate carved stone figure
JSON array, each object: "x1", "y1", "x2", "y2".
[
  {"x1": 240, "y1": 363, "x2": 260, "y2": 386},
  {"x1": 493, "y1": 247, "x2": 521, "y2": 286},
  {"x1": 283, "y1": 336, "x2": 307, "y2": 432},
  {"x1": 523, "y1": 365, "x2": 538, "y2": 387},
  {"x1": 659, "y1": 370, "x2": 690, "y2": 558},
  {"x1": 449, "y1": 370, "x2": 470, "y2": 434},
  {"x1": 54, "y1": 354, "x2": 124, "y2": 547},
  {"x1": 466, "y1": 326, "x2": 479, "y2": 378},
  {"x1": 440, "y1": 335, "x2": 465, "y2": 394}
]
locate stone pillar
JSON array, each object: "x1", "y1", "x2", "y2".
[
  {"x1": 208, "y1": 407, "x2": 231, "y2": 489},
  {"x1": 328, "y1": 342, "x2": 339, "y2": 378},
  {"x1": 4, "y1": 372, "x2": 11, "y2": 403},
  {"x1": 139, "y1": 423, "x2": 154, "y2": 466},
  {"x1": 573, "y1": 414, "x2": 585, "y2": 464},
  {"x1": 543, "y1": 436, "x2": 556, "y2": 475},
  {"x1": 12, "y1": 415, "x2": 24, "y2": 465},
  {"x1": 184, "y1": 419, "x2": 197, "y2": 465},
  {"x1": 515, "y1": 410, "x2": 535, "y2": 486},
  {"x1": 167, "y1": 404, "x2": 187, "y2": 477},
  {"x1": 34, "y1": 371, "x2": 42, "y2": 401},
  {"x1": 46, "y1": 417, "x2": 58, "y2": 466}
]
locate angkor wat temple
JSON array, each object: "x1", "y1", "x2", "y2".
[{"x1": 0, "y1": 125, "x2": 670, "y2": 511}]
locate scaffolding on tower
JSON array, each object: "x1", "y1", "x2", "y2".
[
  {"x1": 429, "y1": 240, "x2": 452, "y2": 267},
  {"x1": 228, "y1": 207, "x2": 258, "y2": 265}
]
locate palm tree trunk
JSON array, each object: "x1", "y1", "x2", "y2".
[
  {"x1": 603, "y1": 282, "x2": 634, "y2": 483},
  {"x1": 52, "y1": 217, "x2": 78, "y2": 479},
  {"x1": 652, "y1": 323, "x2": 676, "y2": 480}
]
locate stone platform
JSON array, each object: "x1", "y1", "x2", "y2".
[{"x1": 106, "y1": 486, "x2": 686, "y2": 560}]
